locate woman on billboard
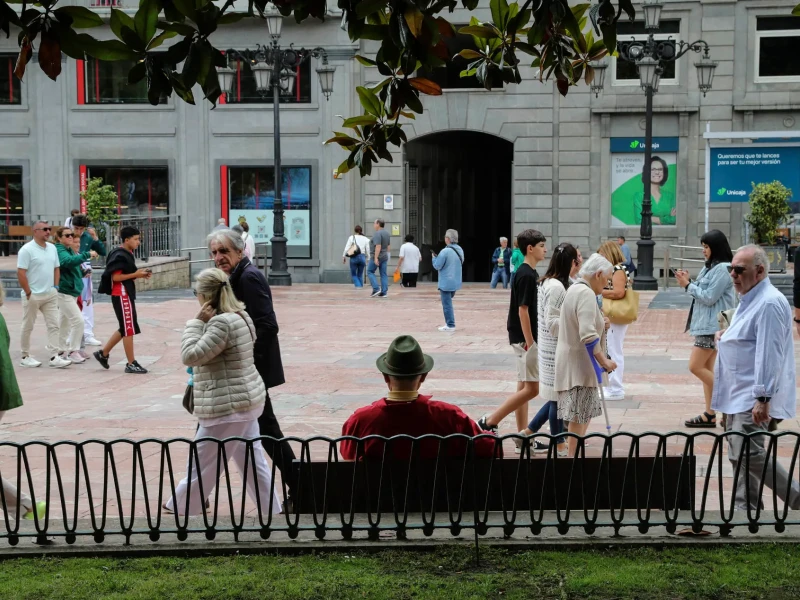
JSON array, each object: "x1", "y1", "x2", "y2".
[{"x1": 633, "y1": 156, "x2": 676, "y2": 226}]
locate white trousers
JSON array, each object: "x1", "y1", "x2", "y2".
[
  {"x1": 58, "y1": 293, "x2": 84, "y2": 354},
  {"x1": 20, "y1": 288, "x2": 60, "y2": 359},
  {"x1": 605, "y1": 323, "x2": 628, "y2": 397},
  {"x1": 81, "y1": 277, "x2": 95, "y2": 340},
  {"x1": 165, "y1": 419, "x2": 282, "y2": 516},
  {"x1": 0, "y1": 412, "x2": 33, "y2": 518}
]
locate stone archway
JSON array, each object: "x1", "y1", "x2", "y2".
[{"x1": 405, "y1": 130, "x2": 514, "y2": 283}]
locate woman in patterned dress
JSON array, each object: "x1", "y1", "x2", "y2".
[
  {"x1": 554, "y1": 254, "x2": 617, "y2": 455},
  {"x1": 515, "y1": 243, "x2": 581, "y2": 456}
]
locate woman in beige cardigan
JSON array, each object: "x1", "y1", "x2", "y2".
[
  {"x1": 166, "y1": 268, "x2": 282, "y2": 516},
  {"x1": 554, "y1": 254, "x2": 617, "y2": 455}
]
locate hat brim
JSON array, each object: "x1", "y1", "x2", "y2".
[{"x1": 376, "y1": 352, "x2": 434, "y2": 377}]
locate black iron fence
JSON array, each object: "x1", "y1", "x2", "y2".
[
  {"x1": 100, "y1": 215, "x2": 181, "y2": 262},
  {"x1": 1, "y1": 432, "x2": 799, "y2": 549}
]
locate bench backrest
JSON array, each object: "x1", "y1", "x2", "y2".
[
  {"x1": 293, "y1": 456, "x2": 695, "y2": 514},
  {"x1": 8, "y1": 225, "x2": 32, "y2": 237}
]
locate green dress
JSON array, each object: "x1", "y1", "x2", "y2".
[
  {"x1": 0, "y1": 311, "x2": 23, "y2": 412},
  {"x1": 632, "y1": 189, "x2": 676, "y2": 225}
]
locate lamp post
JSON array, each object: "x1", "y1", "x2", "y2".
[
  {"x1": 590, "y1": 0, "x2": 717, "y2": 291},
  {"x1": 219, "y1": 14, "x2": 336, "y2": 286}
]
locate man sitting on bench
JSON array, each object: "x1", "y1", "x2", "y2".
[{"x1": 340, "y1": 335, "x2": 500, "y2": 460}]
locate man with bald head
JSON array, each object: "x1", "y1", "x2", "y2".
[{"x1": 712, "y1": 244, "x2": 800, "y2": 511}]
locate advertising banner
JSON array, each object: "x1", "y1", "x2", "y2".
[
  {"x1": 610, "y1": 137, "x2": 679, "y2": 227},
  {"x1": 231, "y1": 209, "x2": 310, "y2": 247},
  {"x1": 709, "y1": 146, "x2": 800, "y2": 207}
]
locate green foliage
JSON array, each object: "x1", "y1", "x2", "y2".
[
  {"x1": 0, "y1": 0, "x2": 630, "y2": 175},
  {"x1": 81, "y1": 177, "x2": 118, "y2": 241},
  {"x1": 747, "y1": 180, "x2": 793, "y2": 245}
]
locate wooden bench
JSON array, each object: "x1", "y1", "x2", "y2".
[
  {"x1": 292, "y1": 455, "x2": 695, "y2": 514},
  {"x1": 0, "y1": 225, "x2": 32, "y2": 255}
]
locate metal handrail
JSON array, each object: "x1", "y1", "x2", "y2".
[
  {"x1": 1, "y1": 431, "x2": 798, "y2": 550},
  {"x1": 663, "y1": 245, "x2": 704, "y2": 289}
]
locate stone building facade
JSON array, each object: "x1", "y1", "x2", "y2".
[{"x1": 2, "y1": 0, "x2": 799, "y2": 282}]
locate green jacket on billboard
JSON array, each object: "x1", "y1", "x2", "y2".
[{"x1": 632, "y1": 189, "x2": 676, "y2": 226}]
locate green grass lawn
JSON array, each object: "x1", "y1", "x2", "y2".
[{"x1": 2, "y1": 545, "x2": 800, "y2": 599}]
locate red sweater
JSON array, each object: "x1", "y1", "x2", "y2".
[{"x1": 340, "y1": 395, "x2": 502, "y2": 461}]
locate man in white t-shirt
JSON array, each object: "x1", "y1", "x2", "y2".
[
  {"x1": 396, "y1": 234, "x2": 422, "y2": 288},
  {"x1": 16, "y1": 221, "x2": 71, "y2": 368}
]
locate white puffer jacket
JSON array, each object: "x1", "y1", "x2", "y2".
[{"x1": 181, "y1": 311, "x2": 265, "y2": 419}]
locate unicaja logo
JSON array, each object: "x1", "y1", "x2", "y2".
[
  {"x1": 717, "y1": 187, "x2": 747, "y2": 197},
  {"x1": 717, "y1": 188, "x2": 726, "y2": 196},
  {"x1": 630, "y1": 140, "x2": 640, "y2": 149}
]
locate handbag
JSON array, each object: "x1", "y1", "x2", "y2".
[
  {"x1": 182, "y1": 384, "x2": 194, "y2": 414},
  {"x1": 602, "y1": 288, "x2": 640, "y2": 325},
  {"x1": 393, "y1": 271, "x2": 401, "y2": 283},
  {"x1": 346, "y1": 235, "x2": 361, "y2": 257},
  {"x1": 718, "y1": 308, "x2": 735, "y2": 330}
]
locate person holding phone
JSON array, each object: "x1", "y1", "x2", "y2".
[{"x1": 94, "y1": 226, "x2": 152, "y2": 374}]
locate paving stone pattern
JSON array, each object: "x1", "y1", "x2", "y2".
[{"x1": 1, "y1": 283, "x2": 799, "y2": 519}]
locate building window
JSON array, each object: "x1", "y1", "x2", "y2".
[
  {"x1": 614, "y1": 20, "x2": 680, "y2": 85},
  {"x1": 223, "y1": 59, "x2": 312, "y2": 104},
  {"x1": 756, "y1": 16, "x2": 800, "y2": 82},
  {"x1": 84, "y1": 166, "x2": 169, "y2": 217},
  {"x1": 81, "y1": 58, "x2": 168, "y2": 104},
  {"x1": 0, "y1": 167, "x2": 24, "y2": 226},
  {"x1": 225, "y1": 166, "x2": 312, "y2": 258},
  {"x1": 1, "y1": 54, "x2": 21, "y2": 105},
  {"x1": 417, "y1": 29, "x2": 504, "y2": 90},
  {"x1": 90, "y1": 0, "x2": 120, "y2": 5}
]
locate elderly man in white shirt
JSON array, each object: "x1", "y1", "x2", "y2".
[{"x1": 712, "y1": 244, "x2": 800, "y2": 511}]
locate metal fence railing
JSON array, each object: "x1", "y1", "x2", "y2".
[
  {"x1": 663, "y1": 245, "x2": 705, "y2": 289},
  {"x1": 99, "y1": 216, "x2": 181, "y2": 263},
  {"x1": 2, "y1": 432, "x2": 799, "y2": 551}
]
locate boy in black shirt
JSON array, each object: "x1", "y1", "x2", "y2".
[{"x1": 478, "y1": 229, "x2": 547, "y2": 433}]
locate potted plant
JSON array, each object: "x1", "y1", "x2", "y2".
[
  {"x1": 746, "y1": 180, "x2": 792, "y2": 272},
  {"x1": 80, "y1": 177, "x2": 118, "y2": 243}
]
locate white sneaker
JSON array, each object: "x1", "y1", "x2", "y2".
[
  {"x1": 20, "y1": 356, "x2": 42, "y2": 368},
  {"x1": 67, "y1": 351, "x2": 86, "y2": 364},
  {"x1": 49, "y1": 355, "x2": 72, "y2": 369},
  {"x1": 84, "y1": 337, "x2": 102, "y2": 347},
  {"x1": 438, "y1": 325, "x2": 456, "y2": 332}
]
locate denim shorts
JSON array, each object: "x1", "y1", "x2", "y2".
[{"x1": 693, "y1": 334, "x2": 716, "y2": 350}]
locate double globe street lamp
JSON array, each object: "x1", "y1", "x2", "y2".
[
  {"x1": 590, "y1": 0, "x2": 718, "y2": 291},
  {"x1": 218, "y1": 12, "x2": 336, "y2": 286}
]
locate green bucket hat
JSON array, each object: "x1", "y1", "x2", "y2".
[{"x1": 376, "y1": 335, "x2": 434, "y2": 377}]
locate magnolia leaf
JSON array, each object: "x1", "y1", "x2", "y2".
[{"x1": 408, "y1": 77, "x2": 443, "y2": 96}]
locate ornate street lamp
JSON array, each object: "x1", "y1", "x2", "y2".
[
  {"x1": 590, "y1": 11, "x2": 717, "y2": 291},
  {"x1": 221, "y1": 17, "x2": 337, "y2": 287},
  {"x1": 589, "y1": 59, "x2": 608, "y2": 98}
]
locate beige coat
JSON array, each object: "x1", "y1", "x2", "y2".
[
  {"x1": 181, "y1": 311, "x2": 266, "y2": 419},
  {"x1": 554, "y1": 280, "x2": 607, "y2": 392}
]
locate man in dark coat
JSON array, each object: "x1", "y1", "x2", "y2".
[{"x1": 207, "y1": 229, "x2": 296, "y2": 499}]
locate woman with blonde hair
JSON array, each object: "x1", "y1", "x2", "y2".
[
  {"x1": 554, "y1": 254, "x2": 617, "y2": 455},
  {"x1": 165, "y1": 268, "x2": 282, "y2": 516},
  {"x1": 597, "y1": 240, "x2": 630, "y2": 401},
  {"x1": 0, "y1": 280, "x2": 47, "y2": 521}
]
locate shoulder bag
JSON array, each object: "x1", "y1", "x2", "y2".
[
  {"x1": 346, "y1": 235, "x2": 361, "y2": 257},
  {"x1": 601, "y1": 267, "x2": 639, "y2": 325}
]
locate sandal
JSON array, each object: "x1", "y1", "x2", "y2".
[{"x1": 685, "y1": 412, "x2": 717, "y2": 428}]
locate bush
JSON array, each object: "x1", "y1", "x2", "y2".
[
  {"x1": 746, "y1": 181, "x2": 792, "y2": 245},
  {"x1": 80, "y1": 178, "x2": 118, "y2": 241}
]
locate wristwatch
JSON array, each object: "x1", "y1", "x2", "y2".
[{"x1": 756, "y1": 396, "x2": 770, "y2": 404}]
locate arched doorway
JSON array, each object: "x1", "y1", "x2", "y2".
[{"x1": 404, "y1": 131, "x2": 514, "y2": 283}]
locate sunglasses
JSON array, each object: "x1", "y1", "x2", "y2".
[
  {"x1": 62, "y1": 233, "x2": 75, "y2": 238},
  {"x1": 727, "y1": 265, "x2": 747, "y2": 275},
  {"x1": 35, "y1": 227, "x2": 51, "y2": 232}
]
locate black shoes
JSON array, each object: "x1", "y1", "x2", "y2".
[
  {"x1": 477, "y1": 415, "x2": 498, "y2": 433},
  {"x1": 125, "y1": 361, "x2": 148, "y2": 374},
  {"x1": 93, "y1": 350, "x2": 109, "y2": 370}
]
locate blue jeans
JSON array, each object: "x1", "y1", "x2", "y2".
[
  {"x1": 349, "y1": 254, "x2": 366, "y2": 287},
  {"x1": 528, "y1": 401, "x2": 565, "y2": 444},
  {"x1": 491, "y1": 268, "x2": 509, "y2": 289},
  {"x1": 439, "y1": 290, "x2": 456, "y2": 328},
  {"x1": 367, "y1": 257, "x2": 388, "y2": 294}
]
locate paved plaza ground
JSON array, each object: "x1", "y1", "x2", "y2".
[{"x1": 1, "y1": 282, "x2": 799, "y2": 520}]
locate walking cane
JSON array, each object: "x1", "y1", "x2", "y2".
[{"x1": 586, "y1": 341, "x2": 612, "y2": 435}]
